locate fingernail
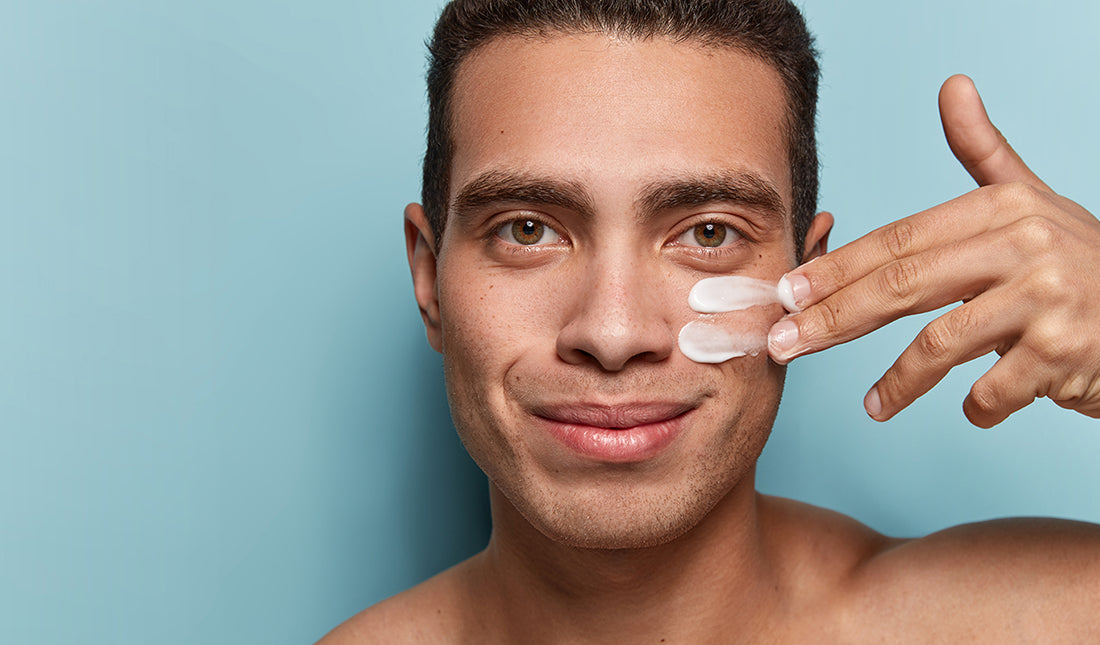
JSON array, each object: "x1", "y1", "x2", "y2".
[
  {"x1": 864, "y1": 386, "x2": 882, "y2": 419},
  {"x1": 777, "y1": 273, "x2": 811, "y2": 312},
  {"x1": 768, "y1": 319, "x2": 799, "y2": 357}
]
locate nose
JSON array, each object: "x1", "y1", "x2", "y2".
[{"x1": 555, "y1": 253, "x2": 676, "y2": 371}]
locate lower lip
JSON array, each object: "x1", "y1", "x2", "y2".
[{"x1": 536, "y1": 413, "x2": 688, "y2": 463}]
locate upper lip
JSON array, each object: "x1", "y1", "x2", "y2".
[{"x1": 531, "y1": 401, "x2": 696, "y2": 429}]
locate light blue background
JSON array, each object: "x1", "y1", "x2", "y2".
[{"x1": 2, "y1": 1, "x2": 1097, "y2": 642}]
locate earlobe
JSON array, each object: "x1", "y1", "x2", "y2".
[
  {"x1": 404, "y1": 203, "x2": 444, "y2": 353},
  {"x1": 801, "y1": 210, "x2": 834, "y2": 263}
]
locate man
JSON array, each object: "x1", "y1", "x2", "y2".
[{"x1": 322, "y1": 0, "x2": 1100, "y2": 641}]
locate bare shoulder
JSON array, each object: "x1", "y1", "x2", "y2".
[
  {"x1": 844, "y1": 516, "x2": 1100, "y2": 641},
  {"x1": 315, "y1": 559, "x2": 476, "y2": 645},
  {"x1": 759, "y1": 496, "x2": 1100, "y2": 641},
  {"x1": 756, "y1": 495, "x2": 899, "y2": 603}
]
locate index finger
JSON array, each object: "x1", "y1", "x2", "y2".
[{"x1": 779, "y1": 187, "x2": 1008, "y2": 312}]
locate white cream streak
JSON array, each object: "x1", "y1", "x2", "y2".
[
  {"x1": 688, "y1": 276, "x2": 780, "y2": 313},
  {"x1": 680, "y1": 275, "x2": 796, "y2": 365},
  {"x1": 678, "y1": 320, "x2": 767, "y2": 364}
]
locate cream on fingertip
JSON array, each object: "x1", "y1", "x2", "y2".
[
  {"x1": 777, "y1": 275, "x2": 799, "y2": 312},
  {"x1": 777, "y1": 273, "x2": 811, "y2": 313}
]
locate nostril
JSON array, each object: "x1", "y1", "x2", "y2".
[
  {"x1": 576, "y1": 348, "x2": 598, "y2": 364},
  {"x1": 558, "y1": 335, "x2": 672, "y2": 372},
  {"x1": 555, "y1": 271, "x2": 677, "y2": 370}
]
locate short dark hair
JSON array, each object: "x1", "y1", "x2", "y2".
[{"x1": 422, "y1": 0, "x2": 819, "y2": 253}]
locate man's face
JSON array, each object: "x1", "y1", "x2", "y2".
[{"x1": 409, "y1": 34, "x2": 804, "y2": 548}]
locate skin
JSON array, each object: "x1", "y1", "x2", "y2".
[
  {"x1": 319, "y1": 35, "x2": 1100, "y2": 644},
  {"x1": 769, "y1": 75, "x2": 1100, "y2": 428}
]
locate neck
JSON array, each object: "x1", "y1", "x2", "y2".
[{"x1": 470, "y1": 470, "x2": 781, "y2": 643}]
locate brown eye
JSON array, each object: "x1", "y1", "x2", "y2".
[
  {"x1": 693, "y1": 223, "x2": 726, "y2": 247},
  {"x1": 512, "y1": 219, "x2": 544, "y2": 244},
  {"x1": 674, "y1": 221, "x2": 740, "y2": 249},
  {"x1": 496, "y1": 218, "x2": 563, "y2": 246}
]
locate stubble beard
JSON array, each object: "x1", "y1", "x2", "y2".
[
  {"x1": 451, "y1": 384, "x2": 780, "y2": 551},
  {"x1": 507, "y1": 417, "x2": 772, "y2": 550},
  {"x1": 441, "y1": 327, "x2": 786, "y2": 550}
]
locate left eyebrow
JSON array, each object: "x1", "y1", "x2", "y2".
[{"x1": 635, "y1": 171, "x2": 787, "y2": 225}]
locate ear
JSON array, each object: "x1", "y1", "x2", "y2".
[
  {"x1": 404, "y1": 203, "x2": 443, "y2": 353},
  {"x1": 800, "y1": 210, "x2": 833, "y2": 264}
]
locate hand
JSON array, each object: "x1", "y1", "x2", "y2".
[{"x1": 767, "y1": 74, "x2": 1100, "y2": 428}]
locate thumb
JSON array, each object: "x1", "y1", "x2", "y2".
[{"x1": 939, "y1": 74, "x2": 1050, "y2": 191}]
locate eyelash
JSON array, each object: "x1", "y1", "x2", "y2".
[
  {"x1": 483, "y1": 213, "x2": 750, "y2": 259},
  {"x1": 668, "y1": 218, "x2": 750, "y2": 251},
  {"x1": 487, "y1": 214, "x2": 569, "y2": 250}
]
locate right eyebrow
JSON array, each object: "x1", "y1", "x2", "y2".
[{"x1": 450, "y1": 170, "x2": 596, "y2": 224}]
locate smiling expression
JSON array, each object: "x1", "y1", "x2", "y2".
[{"x1": 409, "y1": 33, "x2": 806, "y2": 548}]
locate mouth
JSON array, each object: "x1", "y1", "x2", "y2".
[{"x1": 530, "y1": 401, "x2": 696, "y2": 463}]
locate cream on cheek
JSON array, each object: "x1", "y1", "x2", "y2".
[
  {"x1": 678, "y1": 319, "x2": 767, "y2": 363},
  {"x1": 678, "y1": 276, "x2": 795, "y2": 364}
]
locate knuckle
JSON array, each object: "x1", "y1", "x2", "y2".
[
  {"x1": 993, "y1": 181, "x2": 1044, "y2": 211},
  {"x1": 880, "y1": 259, "x2": 921, "y2": 305},
  {"x1": 948, "y1": 302, "x2": 981, "y2": 329},
  {"x1": 880, "y1": 220, "x2": 916, "y2": 260},
  {"x1": 816, "y1": 255, "x2": 856, "y2": 294},
  {"x1": 968, "y1": 380, "x2": 1002, "y2": 416},
  {"x1": 1051, "y1": 374, "x2": 1090, "y2": 407},
  {"x1": 1025, "y1": 318, "x2": 1072, "y2": 363},
  {"x1": 942, "y1": 304, "x2": 984, "y2": 344},
  {"x1": 1024, "y1": 266, "x2": 1075, "y2": 306},
  {"x1": 1006, "y1": 215, "x2": 1060, "y2": 256},
  {"x1": 914, "y1": 320, "x2": 954, "y2": 364}
]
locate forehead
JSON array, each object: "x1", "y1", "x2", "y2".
[{"x1": 448, "y1": 33, "x2": 792, "y2": 219}]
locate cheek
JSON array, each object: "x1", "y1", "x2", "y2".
[
  {"x1": 436, "y1": 266, "x2": 563, "y2": 372},
  {"x1": 677, "y1": 302, "x2": 785, "y2": 364},
  {"x1": 706, "y1": 335, "x2": 786, "y2": 448}
]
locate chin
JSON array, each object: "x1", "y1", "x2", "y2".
[
  {"x1": 504, "y1": 448, "x2": 762, "y2": 550},
  {"x1": 536, "y1": 512, "x2": 698, "y2": 550},
  {"x1": 461, "y1": 357, "x2": 786, "y2": 552}
]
